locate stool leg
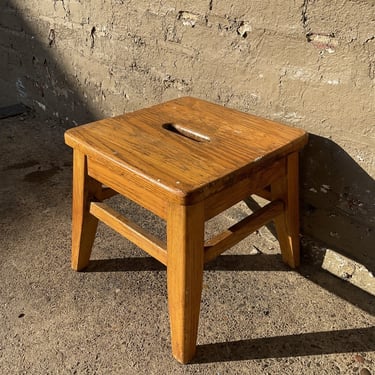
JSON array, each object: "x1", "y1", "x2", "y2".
[
  {"x1": 271, "y1": 152, "x2": 300, "y2": 268},
  {"x1": 71, "y1": 149, "x2": 100, "y2": 271},
  {"x1": 167, "y1": 202, "x2": 205, "y2": 364}
]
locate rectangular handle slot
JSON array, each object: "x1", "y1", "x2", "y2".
[{"x1": 163, "y1": 123, "x2": 210, "y2": 143}]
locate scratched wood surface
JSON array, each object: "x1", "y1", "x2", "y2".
[{"x1": 65, "y1": 97, "x2": 308, "y2": 204}]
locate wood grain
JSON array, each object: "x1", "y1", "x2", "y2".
[
  {"x1": 65, "y1": 97, "x2": 308, "y2": 205},
  {"x1": 90, "y1": 202, "x2": 167, "y2": 265},
  {"x1": 271, "y1": 152, "x2": 300, "y2": 268},
  {"x1": 167, "y1": 202, "x2": 205, "y2": 364},
  {"x1": 71, "y1": 150, "x2": 100, "y2": 271}
]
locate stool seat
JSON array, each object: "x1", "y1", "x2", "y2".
[
  {"x1": 65, "y1": 97, "x2": 306, "y2": 205},
  {"x1": 64, "y1": 97, "x2": 308, "y2": 364}
]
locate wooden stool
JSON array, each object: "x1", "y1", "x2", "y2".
[{"x1": 64, "y1": 97, "x2": 308, "y2": 363}]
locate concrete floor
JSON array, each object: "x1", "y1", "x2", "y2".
[{"x1": 0, "y1": 113, "x2": 374, "y2": 374}]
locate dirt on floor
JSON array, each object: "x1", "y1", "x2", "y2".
[{"x1": 0, "y1": 113, "x2": 374, "y2": 375}]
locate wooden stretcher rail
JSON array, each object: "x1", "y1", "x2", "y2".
[
  {"x1": 90, "y1": 202, "x2": 168, "y2": 265},
  {"x1": 204, "y1": 199, "x2": 284, "y2": 263}
]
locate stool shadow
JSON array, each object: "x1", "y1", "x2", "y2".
[
  {"x1": 86, "y1": 253, "x2": 375, "y2": 316},
  {"x1": 194, "y1": 326, "x2": 375, "y2": 363},
  {"x1": 86, "y1": 254, "x2": 288, "y2": 273},
  {"x1": 86, "y1": 253, "x2": 375, "y2": 361},
  {"x1": 86, "y1": 256, "x2": 166, "y2": 272}
]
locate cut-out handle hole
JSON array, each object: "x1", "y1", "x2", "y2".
[{"x1": 162, "y1": 123, "x2": 210, "y2": 143}]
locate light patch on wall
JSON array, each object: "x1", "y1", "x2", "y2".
[
  {"x1": 326, "y1": 79, "x2": 340, "y2": 85},
  {"x1": 178, "y1": 11, "x2": 199, "y2": 27},
  {"x1": 289, "y1": 67, "x2": 314, "y2": 82},
  {"x1": 16, "y1": 78, "x2": 27, "y2": 98},
  {"x1": 320, "y1": 184, "x2": 331, "y2": 193},
  {"x1": 307, "y1": 33, "x2": 338, "y2": 53},
  {"x1": 284, "y1": 112, "x2": 304, "y2": 123},
  {"x1": 274, "y1": 111, "x2": 304, "y2": 124},
  {"x1": 237, "y1": 22, "x2": 252, "y2": 38},
  {"x1": 34, "y1": 100, "x2": 46, "y2": 111},
  {"x1": 322, "y1": 249, "x2": 375, "y2": 296}
]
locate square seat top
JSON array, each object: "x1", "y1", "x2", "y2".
[{"x1": 65, "y1": 97, "x2": 308, "y2": 202}]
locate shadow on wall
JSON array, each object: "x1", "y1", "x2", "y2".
[
  {"x1": 0, "y1": 1, "x2": 97, "y2": 124},
  {"x1": 301, "y1": 135, "x2": 375, "y2": 273},
  {"x1": 246, "y1": 134, "x2": 374, "y2": 275}
]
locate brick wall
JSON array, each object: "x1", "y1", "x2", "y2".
[{"x1": 1, "y1": 0, "x2": 374, "y2": 269}]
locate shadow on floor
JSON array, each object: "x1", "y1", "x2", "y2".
[
  {"x1": 86, "y1": 253, "x2": 375, "y2": 361},
  {"x1": 86, "y1": 254, "x2": 288, "y2": 273},
  {"x1": 86, "y1": 253, "x2": 375, "y2": 316},
  {"x1": 194, "y1": 326, "x2": 375, "y2": 363},
  {"x1": 246, "y1": 134, "x2": 375, "y2": 276}
]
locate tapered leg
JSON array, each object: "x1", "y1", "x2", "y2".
[
  {"x1": 271, "y1": 152, "x2": 300, "y2": 268},
  {"x1": 71, "y1": 149, "x2": 101, "y2": 271},
  {"x1": 167, "y1": 202, "x2": 205, "y2": 364}
]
